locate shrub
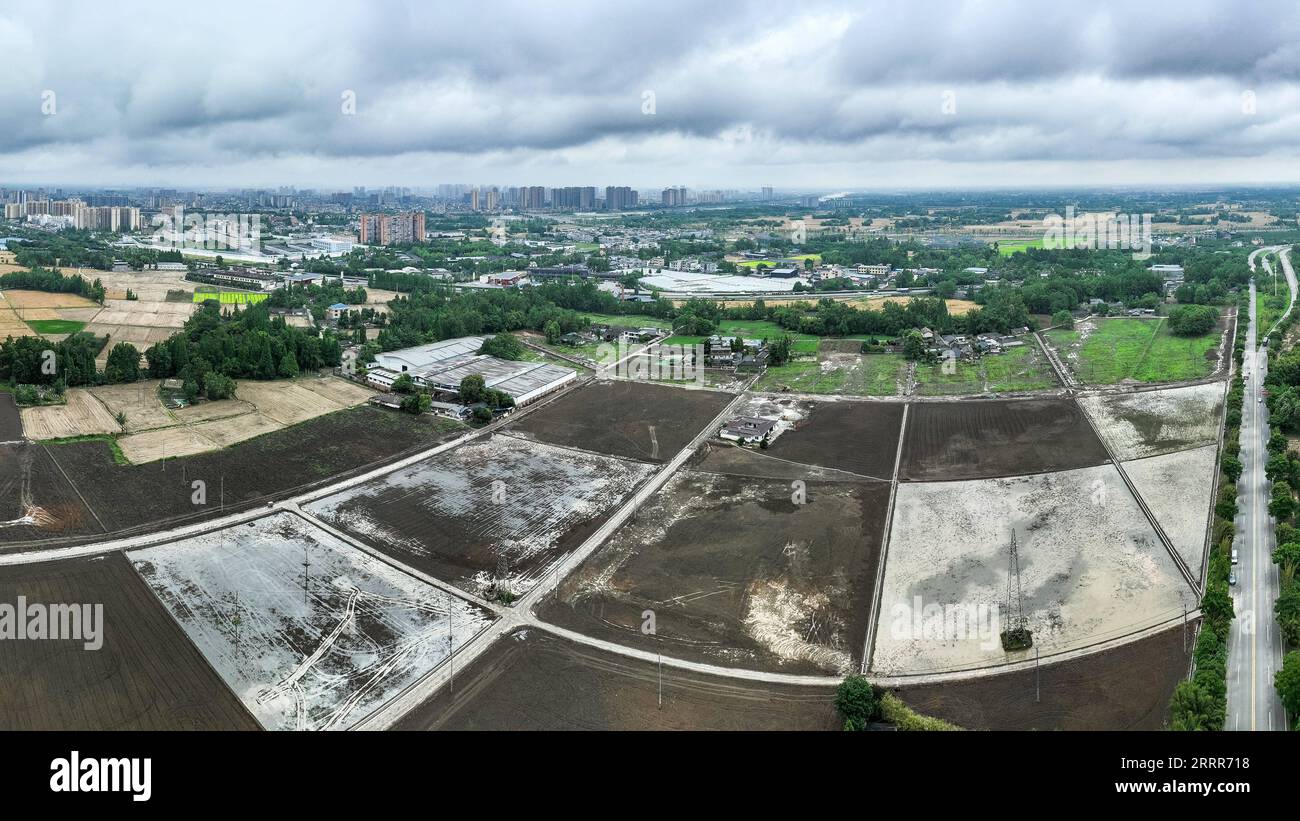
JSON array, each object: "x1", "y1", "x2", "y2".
[
  {"x1": 879, "y1": 693, "x2": 960, "y2": 731},
  {"x1": 835, "y1": 675, "x2": 879, "y2": 731}
]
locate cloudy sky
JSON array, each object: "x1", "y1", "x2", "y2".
[{"x1": 4, "y1": 0, "x2": 1300, "y2": 191}]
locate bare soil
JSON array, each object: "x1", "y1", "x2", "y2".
[
  {"x1": 392, "y1": 628, "x2": 840, "y2": 730},
  {"x1": 0, "y1": 552, "x2": 260, "y2": 730},
  {"x1": 893, "y1": 623, "x2": 1192, "y2": 730},
  {"x1": 764, "y1": 400, "x2": 904, "y2": 479},
  {"x1": 506, "y1": 380, "x2": 734, "y2": 462},
  {"x1": 538, "y1": 469, "x2": 890, "y2": 675},
  {"x1": 900, "y1": 398, "x2": 1110, "y2": 482},
  {"x1": 1, "y1": 407, "x2": 463, "y2": 546}
]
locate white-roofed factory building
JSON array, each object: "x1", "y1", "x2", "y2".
[{"x1": 366, "y1": 335, "x2": 576, "y2": 406}]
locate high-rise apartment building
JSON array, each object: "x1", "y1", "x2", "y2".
[
  {"x1": 605, "y1": 186, "x2": 638, "y2": 211},
  {"x1": 358, "y1": 211, "x2": 426, "y2": 245}
]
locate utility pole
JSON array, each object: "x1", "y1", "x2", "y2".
[
  {"x1": 1035, "y1": 647, "x2": 1040, "y2": 704},
  {"x1": 657, "y1": 651, "x2": 663, "y2": 710}
]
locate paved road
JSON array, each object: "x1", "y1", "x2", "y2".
[{"x1": 1226, "y1": 256, "x2": 1292, "y2": 731}]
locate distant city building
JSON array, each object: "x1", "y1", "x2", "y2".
[
  {"x1": 605, "y1": 186, "x2": 638, "y2": 211},
  {"x1": 358, "y1": 211, "x2": 426, "y2": 245},
  {"x1": 661, "y1": 186, "x2": 687, "y2": 207}
]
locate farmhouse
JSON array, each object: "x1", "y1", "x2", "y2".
[
  {"x1": 326, "y1": 303, "x2": 349, "y2": 321},
  {"x1": 719, "y1": 416, "x2": 778, "y2": 444}
]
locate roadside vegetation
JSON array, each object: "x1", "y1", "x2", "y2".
[
  {"x1": 835, "y1": 675, "x2": 960, "y2": 731},
  {"x1": 1168, "y1": 292, "x2": 1247, "y2": 731}
]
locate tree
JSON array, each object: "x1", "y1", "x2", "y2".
[
  {"x1": 1270, "y1": 482, "x2": 1295, "y2": 522},
  {"x1": 1273, "y1": 542, "x2": 1300, "y2": 575},
  {"x1": 205, "y1": 373, "x2": 236, "y2": 401},
  {"x1": 471, "y1": 405, "x2": 492, "y2": 423},
  {"x1": 479, "y1": 332, "x2": 525, "y2": 361},
  {"x1": 1215, "y1": 483, "x2": 1237, "y2": 520},
  {"x1": 400, "y1": 392, "x2": 429, "y2": 414},
  {"x1": 902, "y1": 329, "x2": 927, "y2": 361},
  {"x1": 145, "y1": 343, "x2": 172, "y2": 378},
  {"x1": 1169, "y1": 680, "x2": 1219, "y2": 731},
  {"x1": 543, "y1": 319, "x2": 562, "y2": 344},
  {"x1": 1277, "y1": 652, "x2": 1300, "y2": 717},
  {"x1": 103, "y1": 342, "x2": 140, "y2": 384},
  {"x1": 1167, "y1": 304, "x2": 1219, "y2": 337},
  {"x1": 834, "y1": 675, "x2": 878, "y2": 731},
  {"x1": 768, "y1": 334, "x2": 793, "y2": 367},
  {"x1": 1221, "y1": 455, "x2": 1242, "y2": 483},
  {"x1": 1275, "y1": 583, "x2": 1300, "y2": 647},
  {"x1": 1051, "y1": 309, "x2": 1073, "y2": 328},
  {"x1": 391, "y1": 373, "x2": 415, "y2": 394},
  {"x1": 459, "y1": 374, "x2": 486, "y2": 404},
  {"x1": 278, "y1": 351, "x2": 300, "y2": 378},
  {"x1": 1201, "y1": 583, "x2": 1235, "y2": 637}
]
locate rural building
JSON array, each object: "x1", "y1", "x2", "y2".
[
  {"x1": 370, "y1": 336, "x2": 577, "y2": 406},
  {"x1": 326, "y1": 303, "x2": 350, "y2": 320},
  {"x1": 720, "y1": 416, "x2": 778, "y2": 444}
]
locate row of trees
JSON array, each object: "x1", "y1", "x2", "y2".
[
  {"x1": 1259, "y1": 298, "x2": 1300, "y2": 723},
  {"x1": 1170, "y1": 323, "x2": 1245, "y2": 731},
  {"x1": 0, "y1": 268, "x2": 106, "y2": 304}
]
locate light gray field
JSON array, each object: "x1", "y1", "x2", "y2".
[
  {"x1": 872, "y1": 463, "x2": 1198, "y2": 675},
  {"x1": 304, "y1": 434, "x2": 657, "y2": 595},
  {"x1": 1078, "y1": 382, "x2": 1225, "y2": 460},
  {"x1": 1122, "y1": 444, "x2": 1218, "y2": 577},
  {"x1": 129, "y1": 512, "x2": 493, "y2": 731}
]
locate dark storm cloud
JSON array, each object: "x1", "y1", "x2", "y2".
[{"x1": 3, "y1": 0, "x2": 1300, "y2": 187}]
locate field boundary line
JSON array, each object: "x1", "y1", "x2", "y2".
[
  {"x1": 862, "y1": 402, "x2": 908, "y2": 674},
  {"x1": 39, "y1": 443, "x2": 108, "y2": 534},
  {"x1": 1033, "y1": 328, "x2": 1075, "y2": 389},
  {"x1": 119, "y1": 546, "x2": 267, "y2": 730},
  {"x1": 1128, "y1": 316, "x2": 1165, "y2": 381},
  {"x1": 287, "y1": 505, "x2": 503, "y2": 614},
  {"x1": 1075, "y1": 396, "x2": 1200, "y2": 594},
  {"x1": 360, "y1": 385, "x2": 750, "y2": 729},
  {"x1": 706, "y1": 441, "x2": 892, "y2": 483}
]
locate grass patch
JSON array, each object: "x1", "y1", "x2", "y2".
[
  {"x1": 1132, "y1": 324, "x2": 1221, "y2": 382},
  {"x1": 913, "y1": 345, "x2": 1056, "y2": 395},
  {"x1": 25, "y1": 319, "x2": 87, "y2": 335},
  {"x1": 1047, "y1": 317, "x2": 1220, "y2": 384},
  {"x1": 578, "y1": 312, "x2": 671, "y2": 329},
  {"x1": 754, "y1": 353, "x2": 906, "y2": 396},
  {"x1": 1047, "y1": 318, "x2": 1159, "y2": 384}
]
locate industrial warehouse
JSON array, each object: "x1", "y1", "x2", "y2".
[{"x1": 365, "y1": 336, "x2": 577, "y2": 406}]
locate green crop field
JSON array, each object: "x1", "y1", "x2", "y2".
[
  {"x1": 1132, "y1": 324, "x2": 1222, "y2": 382},
  {"x1": 912, "y1": 344, "x2": 1057, "y2": 395},
  {"x1": 579, "y1": 312, "x2": 672, "y2": 329},
  {"x1": 736, "y1": 253, "x2": 820, "y2": 269},
  {"x1": 25, "y1": 319, "x2": 87, "y2": 335},
  {"x1": 1046, "y1": 317, "x2": 1221, "y2": 384},
  {"x1": 192, "y1": 291, "x2": 270, "y2": 305},
  {"x1": 997, "y1": 237, "x2": 1093, "y2": 256},
  {"x1": 753, "y1": 353, "x2": 906, "y2": 396}
]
